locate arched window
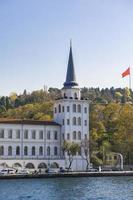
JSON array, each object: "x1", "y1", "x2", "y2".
[
  {"x1": 58, "y1": 104, "x2": 61, "y2": 113},
  {"x1": 39, "y1": 146, "x2": 43, "y2": 156},
  {"x1": 16, "y1": 146, "x2": 20, "y2": 156},
  {"x1": 32, "y1": 146, "x2": 35, "y2": 156},
  {"x1": 73, "y1": 117, "x2": 76, "y2": 125},
  {"x1": 47, "y1": 146, "x2": 50, "y2": 156},
  {"x1": 73, "y1": 131, "x2": 76, "y2": 140},
  {"x1": 54, "y1": 146, "x2": 58, "y2": 156},
  {"x1": 54, "y1": 107, "x2": 57, "y2": 113},
  {"x1": 0, "y1": 146, "x2": 4, "y2": 156},
  {"x1": 24, "y1": 146, "x2": 28, "y2": 156},
  {"x1": 25, "y1": 163, "x2": 35, "y2": 169},
  {"x1": 78, "y1": 104, "x2": 81, "y2": 113},
  {"x1": 8, "y1": 146, "x2": 12, "y2": 156},
  {"x1": 73, "y1": 104, "x2": 76, "y2": 112},
  {"x1": 78, "y1": 131, "x2": 81, "y2": 140},
  {"x1": 78, "y1": 117, "x2": 81, "y2": 126}
]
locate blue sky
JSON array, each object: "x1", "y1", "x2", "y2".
[{"x1": 0, "y1": 0, "x2": 133, "y2": 96}]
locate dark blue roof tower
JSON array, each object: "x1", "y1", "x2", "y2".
[{"x1": 63, "y1": 42, "x2": 78, "y2": 88}]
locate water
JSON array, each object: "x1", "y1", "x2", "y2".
[{"x1": 0, "y1": 177, "x2": 133, "y2": 200}]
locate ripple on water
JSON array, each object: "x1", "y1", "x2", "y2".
[{"x1": 0, "y1": 177, "x2": 132, "y2": 200}]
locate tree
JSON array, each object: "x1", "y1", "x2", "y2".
[
  {"x1": 81, "y1": 139, "x2": 90, "y2": 171},
  {"x1": 62, "y1": 141, "x2": 80, "y2": 172}
]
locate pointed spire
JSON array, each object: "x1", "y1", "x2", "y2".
[{"x1": 63, "y1": 41, "x2": 78, "y2": 88}]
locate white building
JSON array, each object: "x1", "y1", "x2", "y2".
[{"x1": 0, "y1": 44, "x2": 89, "y2": 171}]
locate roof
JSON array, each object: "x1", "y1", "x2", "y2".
[
  {"x1": 63, "y1": 42, "x2": 78, "y2": 88},
  {"x1": 0, "y1": 119, "x2": 61, "y2": 126}
]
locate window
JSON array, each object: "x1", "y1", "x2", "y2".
[
  {"x1": 58, "y1": 104, "x2": 61, "y2": 113},
  {"x1": 54, "y1": 146, "x2": 58, "y2": 156},
  {"x1": 8, "y1": 146, "x2": 12, "y2": 156},
  {"x1": 78, "y1": 131, "x2": 81, "y2": 140},
  {"x1": 73, "y1": 104, "x2": 76, "y2": 112},
  {"x1": 0, "y1": 146, "x2": 4, "y2": 156},
  {"x1": 85, "y1": 134, "x2": 87, "y2": 140},
  {"x1": 47, "y1": 131, "x2": 50, "y2": 140},
  {"x1": 78, "y1": 104, "x2": 81, "y2": 113},
  {"x1": 78, "y1": 117, "x2": 81, "y2": 126},
  {"x1": 67, "y1": 106, "x2": 70, "y2": 112},
  {"x1": 32, "y1": 130, "x2": 36, "y2": 139},
  {"x1": 24, "y1": 130, "x2": 28, "y2": 139},
  {"x1": 67, "y1": 133, "x2": 70, "y2": 140},
  {"x1": 55, "y1": 107, "x2": 57, "y2": 113},
  {"x1": 74, "y1": 93, "x2": 77, "y2": 99},
  {"x1": 24, "y1": 146, "x2": 28, "y2": 156},
  {"x1": 47, "y1": 146, "x2": 50, "y2": 156},
  {"x1": 62, "y1": 119, "x2": 64, "y2": 125},
  {"x1": 67, "y1": 119, "x2": 70, "y2": 125},
  {"x1": 0, "y1": 129, "x2": 4, "y2": 138},
  {"x1": 16, "y1": 146, "x2": 20, "y2": 156},
  {"x1": 84, "y1": 107, "x2": 87, "y2": 113},
  {"x1": 16, "y1": 130, "x2": 20, "y2": 139},
  {"x1": 73, "y1": 131, "x2": 76, "y2": 140},
  {"x1": 73, "y1": 117, "x2": 76, "y2": 125},
  {"x1": 32, "y1": 146, "x2": 35, "y2": 156},
  {"x1": 62, "y1": 133, "x2": 64, "y2": 140},
  {"x1": 8, "y1": 129, "x2": 12, "y2": 139},
  {"x1": 39, "y1": 131, "x2": 43, "y2": 139},
  {"x1": 62, "y1": 106, "x2": 64, "y2": 112},
  {"x1": 84, "y1": 120, "x2": 87, "y2": 126},
  {"x1": 78, "y1": 148, "x2": 81, "y2": 155},
  {"x1": 54, "y1": 131, "x2": 58, "y2": 140},
  {"x1": 39, "y1": 146, "x2": 43, "y2": 156}
]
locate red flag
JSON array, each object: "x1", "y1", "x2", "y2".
[{"x1": 122, "y1": 67, "x2": 130, "y2": 78}]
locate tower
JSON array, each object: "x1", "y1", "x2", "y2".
[{"x1": 54, "y1": 43, "x2": 89, "y2": 162}]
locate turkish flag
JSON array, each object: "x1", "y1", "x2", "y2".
[{"x1": 122, "y1": 67, "x2": 130, "y2": 78}]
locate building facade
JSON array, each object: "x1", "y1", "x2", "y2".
[{"x1": 0, "y1": 44, "x2": 89, "y2": 171}]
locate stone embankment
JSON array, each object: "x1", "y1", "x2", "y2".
[{"x1": 0, "y1": 171, "x2": 133, "y2": 179}]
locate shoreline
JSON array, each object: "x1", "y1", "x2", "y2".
[{"x1": 0, "y1": 171, "x2": 133, "y2": 179}]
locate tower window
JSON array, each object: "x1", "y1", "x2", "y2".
[
  {"x1": 84, "y1": 107, "x2": 87, "y2": 113},
  {"x1": 78, "y1": 104, "x2": 81, "y2": 113},
  {"x1": 16, "y1": 130, "x2": 20, "y2": 139},
  {"x1": 73, "y1": 104, "x2": 76, "y2": 112},
  {"x1": 62, "y1": 119, "x2": 65, "y2": 125},
  {"x1": 24, "y1": 146, "x2": 28, "y2": 156},
  {"x1": 62, "y1": 106, "x2": 65, "y2": 112},
  {"x1": 73, "y1": 117, "x2": 76, "y2": 125},
  {"x1": 67, "y1": 133, "x2": 70, "y2": 140},
  {"x1": 58, "y1": 104, "x2": 61, "y2": 113},
  {"x1": 84, "y1": 120, "x2": 87, "y2": 126},
  {"x1": 67, "y1": 106, "x2": 70, "y2": 112},
  {"x1": 78, "y1": 131, "x2": 81, "y2": 140},
  {"x1": 8, "y1": 146, "x2": 12, "y2": 156},
  {"x1": 24, "y1": 130, "x2": 28, "y2": 139},
  {"x1": 0, "y1": 146, "x2": 4, "y2": 156},
  {"x1": 73, "y1": 131, "x2": 76, "y2": 140},
  {"x1": 74, "y1": 93, "x2": 78, "y2": 99},
  {"x1": 16, "y1": 146, "x2": 20, "y2": 156},
  {"x1": 67, "y1": 119, "x2": 70, "y2": 125},
  {"x1": 78, "y1": 117, "x2": 81, "y2": 126},
  {"x1": 39, "y1": 146, "x2": 43, "y2": 156}
]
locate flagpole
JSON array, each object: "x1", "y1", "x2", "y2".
[{"x1": 129, "y1": 67, "x2": 131, "y2": 90}]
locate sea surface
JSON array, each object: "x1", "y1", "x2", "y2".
[{"x1": 0, "y1": 176, "x2": 132, "y2": 200}]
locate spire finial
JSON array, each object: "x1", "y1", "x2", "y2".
[{"x1": 70, "y1": 39, "x2": 72, "y2": 48}]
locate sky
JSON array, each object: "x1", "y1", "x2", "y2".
[{"x1": 0, "y1": 0, "x2": 133, "y2": 96}]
